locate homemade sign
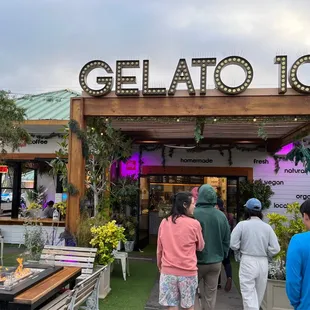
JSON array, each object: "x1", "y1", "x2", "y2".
[{"x1": 79, "y1": 55, "x2": 310, "y2": 97}]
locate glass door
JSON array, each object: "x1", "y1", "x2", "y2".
[{"x1": 227, "y1": 176, "x2": 247, "y2": 223}]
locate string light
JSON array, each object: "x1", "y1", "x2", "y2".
[
  {"x1": 105, "y1": 117, "x2": 109, "y2": 122},
  {"x1": 176, "y1": 118, "x2": 180, "y2": 122},
  {"x1": 294, "y1": 117, "x2": 298, "y2": 121},
  {"x1": 253, "y1": 117, "x2": 257, "y2": 122},
  {"x1": 100, "y1": 132, "x2": 103, "y2": 136},
  {"x1": 213, "y1": 117, "x2": 217, "y2": 122}
]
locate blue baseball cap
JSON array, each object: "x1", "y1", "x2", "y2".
[{"x1": 244, "y1": 198, "x2": 262, "y2": 211}]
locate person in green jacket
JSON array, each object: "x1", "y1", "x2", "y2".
[{"x1": 194, "y1": 184, "x2": 231, "y2": 310}]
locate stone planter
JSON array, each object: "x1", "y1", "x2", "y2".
[
  {"x1": 98, "y1": 264, "x2": 111, "y2": 299},
  {"x1": 261, "y1": 279, "x2": 293, "y2": 310},
  {"x1": 124, "y1": 241, "x2": 135, "y2": 252}
]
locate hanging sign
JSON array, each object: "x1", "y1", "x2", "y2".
[
  {"x1": 79, "y1": 54, "x2": 310, "y2": 97},
  {"x1": 0, "y1": 166, "x2": 8, "y2": 173}
]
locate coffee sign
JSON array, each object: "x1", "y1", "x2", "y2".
[{"x1": 79, "y1": 55, "x2": 310, "y2": 97}]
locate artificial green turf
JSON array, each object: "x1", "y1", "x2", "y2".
[
  {"x1": 231, "y1": 259, "x2": 240, "y2": 293},
  {"x1": 130, "y1": 244, "x2": 157, "y2": 258},
  {"x1": 99, "y1": 260, "x2": 158, "y2": 310}
]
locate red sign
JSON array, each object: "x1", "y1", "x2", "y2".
[
  {"x1": 0, "y1": 166, "x2": 8, "y2": 173},
  {"x1": 125, "y1": 160, "x2": 137, "y2": 171}
]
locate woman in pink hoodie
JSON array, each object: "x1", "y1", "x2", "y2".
[{"x1": 157, "y1": 192, "x2": 205, "y2": 310}]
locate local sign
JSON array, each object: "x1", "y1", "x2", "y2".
[
  {"x1": 79, "y1": 55, "x2": 310, "y2": 97},
  {"x1": 0, "y1": 165, "x2": 8, "y2": 173}
]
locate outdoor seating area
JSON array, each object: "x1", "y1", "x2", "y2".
[{"x1": 0, "y1": 243, "x2": 160, "y2": 310}]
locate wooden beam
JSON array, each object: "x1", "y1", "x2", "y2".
[
  {"x1": 0, "y1": 153, "x2": 59, "y2": 160},
  {"x1": 67, "y1": 98, "x2": 85, "y2": 234},
  {"x1": 133, "y1": 138, "x2": 278, "y2": 145},
  {"x1": 23, "y1": 120, "x2": 68, "y2": 125},
  {"x1": 83, "y1": 90, "x2": 310, "y2": 117},
  {"x1": 280, "y1": 122, "x2": 310, "y2": 146},
  {"x1": 141, "y1": 166, "x2": 253, "y2": 181}
]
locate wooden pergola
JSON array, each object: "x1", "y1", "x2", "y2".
[{"x1": 66, "y1": 88, "x2": 310, "y2": 233}]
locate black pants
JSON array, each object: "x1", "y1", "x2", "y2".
[{"x1": 218, "y1": 251, "x2": 232, "y2": 284}]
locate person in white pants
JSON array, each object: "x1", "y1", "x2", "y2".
[{"x1": 230, "y1": 198, "x2": 280, "y2": 310}]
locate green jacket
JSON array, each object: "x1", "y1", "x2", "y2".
[{"x1": 194, "y1": 184, "x2": 231, "y2": 264}]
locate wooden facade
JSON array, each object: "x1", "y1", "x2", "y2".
[{"x1": 66, "y1": 89, "x2": 310, "y2": 233}]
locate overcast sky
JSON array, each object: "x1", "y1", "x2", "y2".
[{"x1": 1, "y1": 0, "x2": 310, "y2": 95}]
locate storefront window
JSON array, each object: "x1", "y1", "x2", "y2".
[
  {"x1": 21, "y1": 169, "x2": 36, "y2": 209},
  {"x1": 0, "y1": 166, "x2": 14, "y2": 215}
]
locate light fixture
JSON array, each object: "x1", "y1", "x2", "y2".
[
  {"x1": 274, "y1": 56, "x2": 287, "y2": 94},
  {"x1": 105, "y1": 117, "x2": 109, "y2": 122},
  {"x1": 79, "y1": 60, "x2": 113, "y2": 97},
  {"x1": 100, "y1": 132, "x2": 104, "y2": 136},
  {"x1": 294, "y1": 117, "x2": 298, "y2": 121},
  {"x1": 253, "y1": 117, "x2": 257, "y2": 122},
  {"x1": 177, "y1": 118, "x2": 180, "y2": 122},
  {"x1": 288, "y1": 55, "x2": 310, "y2": 94},
  {"x1": 214, "y1": 56, "x2": 253, "y2": 95},
  {"x1": 213, "y1": 117, "x2": 217, "y2": 122},
  {"x1": 168, "y1": 59, "x2": 195, "y2": 96}
]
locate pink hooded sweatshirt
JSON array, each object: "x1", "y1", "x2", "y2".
[{"x1": 191, "y1": 187, "x2": 199, "y2": 205}]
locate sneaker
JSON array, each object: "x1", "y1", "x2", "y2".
[{"x1": 225, "y1": 277, "x2": 232, "y2": 292}]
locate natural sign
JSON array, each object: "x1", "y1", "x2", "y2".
[{"x1": 79, "y1": 55, "x2": 310, "y2": 97}]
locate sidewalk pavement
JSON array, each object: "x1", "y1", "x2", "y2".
[{"x1": 145, "y1": 269, "x2": 243, "y2": 310}]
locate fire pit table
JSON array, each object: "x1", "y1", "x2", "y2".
[{"x1": 0, "y1": 260, "x2": 81, "y2": 310}]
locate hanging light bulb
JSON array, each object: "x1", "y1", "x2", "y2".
[
  {"x1": 253, "y1": 117, "x2": 257, "y2": 122},
  {"x1": 294, "y1": 117, "x2": 298, "y2": 121},
  {"x1": 101, "y1": 132, "x2": 104, "y2": 136},
  {"x1": 176, "y1": 118, "x2": 180, "y2": 122},
  {"x1": 213, "y1": 117, "x2": 217, "y2": 122},
  {"x1": 105, "y1": 117, "x2": 109, "y2": 122}
]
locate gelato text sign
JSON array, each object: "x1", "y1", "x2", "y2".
[{"x1": 79, "y1": 55, "x2": 310, "y2": 97}]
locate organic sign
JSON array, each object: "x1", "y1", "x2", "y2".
[
  {"x1": 79, "y1": 55, "x2": 310, "y2": 97},
  {"x1": 0, "y1": 165, "x2": 8, "y2": 173}
]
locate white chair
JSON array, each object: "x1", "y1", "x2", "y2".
[{"x1": 114, "y1": 251, "x2": 130, "y2": 281}]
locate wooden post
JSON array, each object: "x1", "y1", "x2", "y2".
[{"x1": 66, "y1": 98, "x2": 85, "y2": 234}]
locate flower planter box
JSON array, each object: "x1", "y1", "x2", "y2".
[
  {"x1": 261, "y1": 279, "x2": 293, "y2": 310},
  {"x1": 98, "y1": 264, "x2": 111, "y2": 299}
]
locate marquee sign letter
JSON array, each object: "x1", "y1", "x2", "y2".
[
  {"x1": 192, "y1": 58, "x2": 216, "y2": 95},
  {"x1": 115, "y1": 60, "x2": 140, "y2": 96},
  {"x1": 214, "y1": 56, "x2": 253, "y2": 95},
  {"x1": 275, "y1": 55, "x2": 287, "y2": 94},
  {"x1": 79, "y1": 60, "x2": 113, "y2": 97},
  {"x1": 142, "y1": 60, "x2": 167, "y2": 96},
  {"x1": 168, "y1": 59, "x2": 195, "y2": 96},
  {"x1": 289, "y1": 55, "x2": 310, "y2": 94}
]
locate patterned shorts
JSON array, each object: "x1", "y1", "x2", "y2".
[{"x1": 159, "y1": 273, "x2": 198, "y2": 308}]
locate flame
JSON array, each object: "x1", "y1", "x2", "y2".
[{"x1": 14, "y1": 258, "x2": 30, "y2": 279}]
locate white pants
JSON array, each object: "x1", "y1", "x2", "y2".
[{"x1": 239, "y1": 255, "x2": 268, "y2": 310}]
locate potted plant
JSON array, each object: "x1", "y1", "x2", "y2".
[
  {"x1": 27, "y1": 202, "x2": 42, "y2": 219},
  {"x1": 239, "y1": 179, "x2": 274, "y2": 219},
  {"x1": 54, "y1": 201, "x2": 66, "y2": 220},
  {"x1": 122, "y1": 216, "x2": 138, "y2": 252},
  {"x1": 90, "y1": 220, "x2": 126, "y2": 299},
  {"x1": 261, "y1": 202, "x2": 305, "y2": 310}
]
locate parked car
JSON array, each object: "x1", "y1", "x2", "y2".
[{"x1": 1, "y1": 193, "x2": 13, "y2": 203}]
